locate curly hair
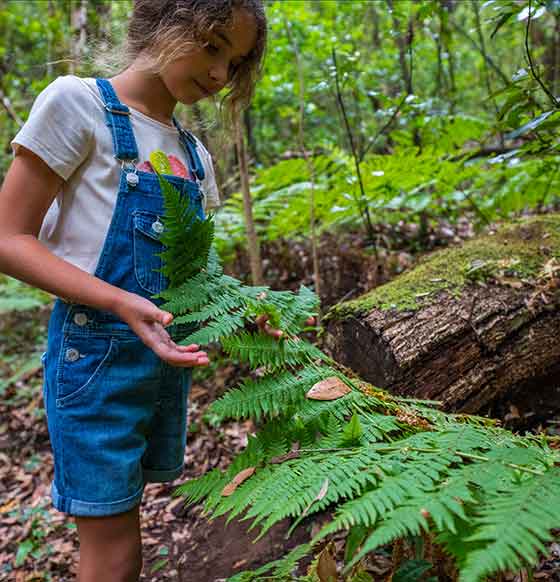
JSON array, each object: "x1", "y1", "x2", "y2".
[{"x1": 126, "y1": 0, "x2": 267, "y2": 117}]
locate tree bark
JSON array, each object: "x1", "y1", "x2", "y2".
[
  {"x1": 324, "y1": 217, "x2": 560, "y2": 414},
  {"x1": 234, "y1": 110, "x2": 263, "y2": 286}
]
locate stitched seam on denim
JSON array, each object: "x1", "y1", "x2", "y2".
[
  {"x1": 53, "y1": 480, "x2": 144, "y2": 513},
  {"x1": 54, "y1": 303, "x2": 74, "y2": 491},
  {"x1": 56, "y1": 338, "x2": 118, "y2": 408},
  {"x1": 62, "y1": 327, "x2": 137, "y2": 339},
  {"x1": 132, "y1": 211, "x2": 164, "y2": 295},
  {"x1": 96, "y1": 79, "x2": 138, "y2": 161}
]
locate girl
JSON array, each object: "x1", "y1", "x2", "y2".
[{"x1": 0, "y1": 1, "x2": 267, "y2": 580}]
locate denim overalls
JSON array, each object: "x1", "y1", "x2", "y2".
[{"x1": 41, "y1": 78, "x2": 205, "y2": 517}]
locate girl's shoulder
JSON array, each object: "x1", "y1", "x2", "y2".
[
  {"x1": 13, "y1": 76, "x2": 103, "y2": 181},
  {"x1": 37, "y1": 75, "x2": 93, "y2": 102},
  {"x1": 36, "y1": 75, "x2": 104, "y2": 114}
]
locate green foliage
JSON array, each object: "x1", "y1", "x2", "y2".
[
  {"x1": 393, "y1": 560, "x2": 437, "y2": 582},
  {"x1": 158, "y1": 176, "x2": 560, "y2": 582},
  {"x1": 157, "y1": 176, "x2": 215, "y2": 287},
  {"x1": 0, "y1": 275, "x2": 51, "y2": 314}
]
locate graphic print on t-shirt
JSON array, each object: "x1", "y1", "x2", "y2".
[{"x1": 137, "y1": 150, "x2": 191, "y2": 179}]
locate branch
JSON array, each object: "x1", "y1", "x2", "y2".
[
  {"x1": 525, "y1": 0, "x2": 559, "y2": 108},
  {"x1": 331, "y1": 48, "x2": 376, "y2": 244},
  {"x1": 450, "y1": 21, "x2": 510, "y2": 86},
  {"x1": 0, "y1": 86, "x2": 23, "y2": 128},
  {"x1": 359, "y1": 93, "x2": 407, "y2": 162},
  {"x1": 284, "y1": 18, "x2": 322, "y2": 310}
]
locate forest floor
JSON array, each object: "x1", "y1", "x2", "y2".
[{"x1": 2, "y1": 218, "x2": 560, "y2": 581}]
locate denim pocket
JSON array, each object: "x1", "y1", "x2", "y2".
[
  {"x1": 132, "y1": 210, "x2": 165, "y2": 295},
  {"x1": 56, "y1": 335, "x2": 118, "y2": 408}
]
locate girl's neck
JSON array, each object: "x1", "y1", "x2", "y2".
[{"x1": 109, "y1": 67, "x2": 177, "y2": 127}]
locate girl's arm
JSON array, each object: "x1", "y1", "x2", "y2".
[{"x1": 0, "y1": 148, "x2": 208, "y2": 368}]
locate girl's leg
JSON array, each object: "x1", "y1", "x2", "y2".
[{"x1": 75, "y1": 503, "x2": 143, "y2": 582}]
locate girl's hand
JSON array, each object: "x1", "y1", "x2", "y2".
[
  {"x1": 255, "y1": 314, "x2": 317, "y2": 339},
  {"x1": 116, "y1": 291, "x2": 209, "y2": 368}
]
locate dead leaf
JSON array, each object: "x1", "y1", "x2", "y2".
[
  {"x1": 316, "y1": 542, "x2": 338, "y2": 582},
  {"x1": 0, "y1": 499, "x2": 18, "y2": 514},
  {"x1": 302, "y1": 477, "x2": 329, "y2": 517},
  {"x1": 221, "y1": 467, "x2": 256, "y2": 497},
  {"x1": 306, "y1": 377, "x2": 350, "y2": 401},
  {"x1": 270, "y1": 441, "x2": 300, "y2": 464}
]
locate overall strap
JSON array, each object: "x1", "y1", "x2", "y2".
[
  {"x1": 172, "y1": 117, "x2": 206, "y2": 182},
  {"x1": 95, "y1": 79, "x2": 139, "y2": 162}
]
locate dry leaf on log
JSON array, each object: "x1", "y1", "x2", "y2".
[
  {"x1": 221, "y1": 467, "x2": 256, "y2": 497},
  {"x1": 306, "y1": 377, "x2": 351, "y2": 401}
]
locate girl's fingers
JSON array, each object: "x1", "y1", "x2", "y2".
[
  {"x1": 152, "y1": 309, "x2": 173, "y2": 327},
  {"x1": 264, "y1": 322, "x2": 283, "y2": 338},
  {"x1": 177, "y1": 344, "x2": 201, "y2": 352},
  {"x1": 255, "y1": 314, "x2": 268, "y2": 327},
  {"x1": 157, "y1": 345, "x2": 209, "y2": 367}
]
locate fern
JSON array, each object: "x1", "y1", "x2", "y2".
[
  {"x1": 157, "y1": 176, "x2": 214, "y2": 287},
  {"x1": 460, "y1": 468, "x2": 560, "y2": 582},
  {"x1": 211, "y1": 365, "x2": 335, "y2": 421},
  {"x1": 157, "y1": 176, "x2": 560, "y2": 582}
]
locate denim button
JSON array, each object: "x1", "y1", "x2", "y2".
[
  {"x1": 73, "y1": 313, "x2": 88, "y2": 326},
  {"x1": 65, "y1": 348, "x2": 80, "y2": 362},
  {"x1": 151, "y1": 220, "x2": 164, "y2": 234},
  {"x1": 126, "y1": 172, "x2": 139, "y2": 187}
]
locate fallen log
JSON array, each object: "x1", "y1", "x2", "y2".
[{"x1": 324, "y1": 215, "x2": 560, "y2": 413}]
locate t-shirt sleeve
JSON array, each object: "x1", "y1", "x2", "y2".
[
  {"x1": 197, "y1": 141, "x2": 221, "y2": 210},
  {"x1": 11, "y1": 76, "x2": 95, "y2": 181}
]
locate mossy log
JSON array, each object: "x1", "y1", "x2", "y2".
[{"x1": 324, "y1": 215, "x2": 560, "y2": 413}]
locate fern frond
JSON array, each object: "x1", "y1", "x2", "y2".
[
  {"x1": 173, "y1": 292, "x2": 247, "y2": 325},
  {"x1": 157, "y1": 176, "x2": 215, "y2": 287},
  {"x1": 238, "y1": 449, "x2": 380, "y2": 538},
  {"x1": 158, "y1": 271, "x2": 214, "y2": 312},
  {"x1": 181, "y1": 312, "x2": 246, "y2": 345},
  {"x1": 210, "y1": 366, "x2": 337, "y2": 421},
  {"x1": 160, "y1": 171, "x2": 560, "y2": 582},
  {"x1": 227, "y1": 543, "x2": 312, "y2": 582},
  {"x1": 459, "y1": 467, "x2": 560, "y2": 582},
  {"x1": 222, "y1": 333, "x2": 326, "y2": 370},
  {"x1": 173, "y1": 467, "x2": 224, "y2": 506},
  {"x1": 328, "y1": 447, "x2": 459, "y2": 532},
  {"x1": 346, "y1": 506, "x2": 430, "y2": 570}
]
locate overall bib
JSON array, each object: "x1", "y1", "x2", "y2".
[{"x1": 41, "y1": 79, "x2": 206, "y2": 517}]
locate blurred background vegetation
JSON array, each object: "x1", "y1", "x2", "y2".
[
  {"x1": 1, "y1": 0, "x2": 559, "y2": 264},
  {"x1": 0, "y1": 0, "x2": 559, "y2": 292}
]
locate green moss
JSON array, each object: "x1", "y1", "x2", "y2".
[{"x1": 330, "y1": 214, "x2": 560, "y2": 318}]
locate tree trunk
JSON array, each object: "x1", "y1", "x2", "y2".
[
  {"x1": 284, "y1": 18, "x2": 322, "y2": 308},
  {"x1": 70, "y1": 0, "x2": 88, "y2": 73},
  {"x1": 324, "y1": 216, "x2": 560, "y2": 414},
  {"x1": 234, "y1": 110, "x2": 263, "y2": 286},
  {"x1": 387, "y1": 0, "x2": 413, "y2": 95}
]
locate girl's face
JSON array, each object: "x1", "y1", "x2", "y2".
[{"x1": 160, "y1": 8, "x2": 257, "y2": 105}]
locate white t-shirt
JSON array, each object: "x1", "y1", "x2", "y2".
[{"x1": 12, "y1": 75, "x2": 220, "y2": 275}]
